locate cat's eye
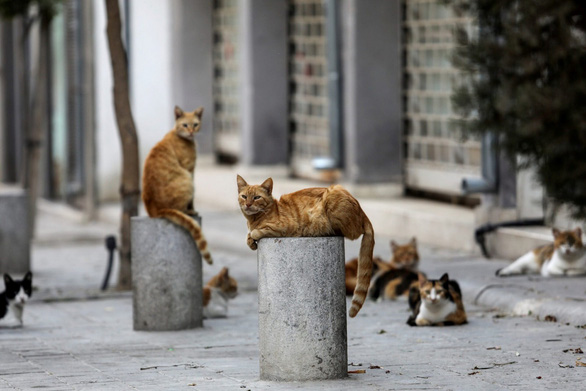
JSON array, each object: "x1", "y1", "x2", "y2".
[
  {"x1": 241, "y1": 195, "x2": 247, "y2": 200},
  {"x1": 183, "y1": 124, "x2": 187, "y2": 128},
  {"x1": 253, "y1": 196, "x2": 261, "y2": 200}
]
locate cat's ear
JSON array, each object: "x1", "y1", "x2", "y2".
[
  {"x1": 390, "y1": 240, "x2": 398, "y2": 252},
  {"x1": 552, "y1": 228, "x2": 561, "y2": 238},
  {"x1": 439, "y1": 273, "x2": 449, "y2": 283},
  {"x1": 174, "y1": 105, "x2": 184, "y2": 120},
  {"x1": 220, "y1": 267, "x2": 229, "y2": 278},
  {"x1": 23, "y1": 271, "x2": 32, "y2": 282},
  {"x1": 237, "y1": 175, "x2": 248, "y2": 192},
  {"x1": 409, "y1": 237, "x2": 417, "y2": 246},
  {"x1": 4, "y1": 274, "x2": 13, "y2": 285},
  {"x1": 574, "y1": 227, "x2": 582, "y2": 237},
  {"x1": 418, "y1": 272, "x2": 427, "y2": 287},
  {"x1": 193, "y1": 106, "x2": 204, "y2": 119},
  {"x1": 261, "y1": 178, "x2": 273, "y2": 195}
]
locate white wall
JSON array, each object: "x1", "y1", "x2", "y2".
[
  {"x1": 94, "y1": 0, "x2": 121, "y2": 202},
  {"x1": 129, "y1": 0, "x2": 174, "y2": 169},
  {"x1": 94, "y1": 0, "x2": 174, "y2": 202}
]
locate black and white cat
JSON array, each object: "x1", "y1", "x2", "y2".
[{"x1": 1, "y1": 272, "x2": 33, "y2": 327}]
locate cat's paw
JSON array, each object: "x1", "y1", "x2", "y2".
[
  {"x1": 495, "y1": 268, "x2": 514, "y2": 277},
  {"x1": 415, "y1": 317, "x2": 431, "y2": 326},
  {"x1": 247, "y1": 235, "x2": 258, "y2": 250}
]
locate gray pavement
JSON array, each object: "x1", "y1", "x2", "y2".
[{"x1": 0, "y1": 201, "x2": 585, "y2": 390}]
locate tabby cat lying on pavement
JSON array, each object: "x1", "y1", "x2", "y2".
[{"x1": 347, "y1": 238, "x2": 420, "y2": 299}]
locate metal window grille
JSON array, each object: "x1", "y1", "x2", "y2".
[
  {"x1": 212, "y1": 0, "x2": 241, "y2": 160},
  {"x1": 403, "y1": 0, "x2": 481, "y2": 195},
  {"x1": 288, "y1": 0, "x2": 330, "y2": 179}
]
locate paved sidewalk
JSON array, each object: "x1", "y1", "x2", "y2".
[{"x1": 0, "y1": 194, "x2": 584, "y2": 389}]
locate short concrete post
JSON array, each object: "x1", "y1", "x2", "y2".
[
  {"x1": 257, "y1": 237, "x2": 347, "y2": 381},
  {"x1": 0, "y1": 188, "x2": 30, "y2": 274},
  {"x1": 131, "y1": 216, "x2": 203, "y2": 331}
]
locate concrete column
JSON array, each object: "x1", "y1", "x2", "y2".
[
  {"x1": 0, "y1": 188, "x2": 30, "y2": 274},
  {"x1": 341, "y1": 0, "x2": 403, "y2": 184},
  {"x1": 240, "y1": 0, "x2": 288, "y2": 165},
  {"x1": 131, "y1": 216, "x2": 203, "y2": 331},
  {"x1": 170, "y1": 0, "x2": 214, "y2": 155},
  {"x1": 257, "y1": 236, "x2": 347, "y2": 381}
]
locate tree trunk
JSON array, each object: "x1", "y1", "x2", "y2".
[
  {"x1": 21, "y1": 14, "x2": 50, "y2": 238},
  {"x1": 104, "y1": 0, "x2": 140, "y2": 290}
]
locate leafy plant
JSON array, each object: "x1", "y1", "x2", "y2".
[{"x1": 448, "y1": 0, "x2": 586, "y2": 218}]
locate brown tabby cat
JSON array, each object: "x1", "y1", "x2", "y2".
[
  {"x1": 236, "y1": 175, "x2": 374, "y2": 318},
  {"x1": 203, "y1": 267, "x2": 238, "y2": 318},
  {"x1": 142, "y1": 106, "x2": 212, "y2": 264},
  {"x1": 407, "y1": 273, "x2": 467, "y2": 327},
  {"x1": 346, "y1": 238, "x2": 419, "y2": 297},
  {"x1": 345, "y1": 256, "x2": 386, "y2": 295},
  {"x1": 368, "y1": 269, "x2": 421, "y2": 301}
]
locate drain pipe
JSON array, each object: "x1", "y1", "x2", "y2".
[
  {"x1": 313, "y1": 0, "x2": 342, "y2": 171},
  {"x1": 463, "y1": 133, "x2": 545, "y2": 257},
  {"x1": 461, "y1": 132, "x2": 497, "y2": 194}
]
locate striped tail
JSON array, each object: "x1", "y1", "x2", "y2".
[
  {"x1": 349, "y1": 217, "x2": 374, "y2": 318},
  {"x1": 158, "y1": 209, "x2": 213, "y2": 264}
]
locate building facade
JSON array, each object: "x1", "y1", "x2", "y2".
[{"x1": 0, "y1": 0, "x2": 546, "y2": 226}]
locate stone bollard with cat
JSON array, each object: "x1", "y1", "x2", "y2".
[{"x1": 237, "y1": 175, "x2": 375, "y2": 381}]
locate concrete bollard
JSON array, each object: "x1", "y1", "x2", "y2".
[
  {"x1": 0, "y1": 188, "x2": 30, "y2": 274},
  {"x1": 257, "y1": 236, "x2": 347, "y2": 381},
  {"x1": 131, "y1": 216, "x2": 203, "y2": 331}
]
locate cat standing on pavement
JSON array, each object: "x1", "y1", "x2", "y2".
[
  {"x1": 142, "y1": 106, "x2": 212, "y2": 264},
  {"x1": 1, "y1": 272, "x2": 32, "y2": 327},
  {"x1": 203, "y1": 267, "x2": 238, "y2": 318},
  {"x1": 407, "y1": 273, "x2": 467, "y2": 327},
  {"x1": 236, "y1": 175, "x2": 374, "y2": 318},
  {"x1": 496, "y1": 227, "x2": 586, "y2": 277}
]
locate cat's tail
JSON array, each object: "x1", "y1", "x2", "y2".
[
  {"x1": 349, "y1": 217, "x2": 374, "y2": 318},
  {"x1": 157, "y1": 209, "x2": 213, "y2": 264}
]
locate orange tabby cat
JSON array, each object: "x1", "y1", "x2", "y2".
[
  {"x1": 142, "y1": 106, "x2": 212, "y2": 264},
  {"x1": 389, "y1": 238, "x2": 419, "y2": 270},
  {"x1": 236, "y1": 175, "x2": 374, "y2": 318}
]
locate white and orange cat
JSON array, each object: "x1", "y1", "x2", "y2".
[
  {"x1": 236, "y1": 175, "x2": 374, "y2": 318},
  {"x1": 496, "y1": 227, "x2": 586, "y2": 277},
  {"x1": 203, "y1": 267, "x2": 238, "y2": 318},
  {"x1": 142, "y1": 106, "x2": 212, "y2": 264}
]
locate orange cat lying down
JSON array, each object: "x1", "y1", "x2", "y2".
[{"x1": 237, "y1": 175, "x2": 374, "y2": 318}]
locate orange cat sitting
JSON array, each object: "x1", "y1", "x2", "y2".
[
  {"x1": 236, "y1": 175, "x2": 374, "y2": 318},
  {"x1": 142, "y1": 106, "x2": 212, "y2": 264}
]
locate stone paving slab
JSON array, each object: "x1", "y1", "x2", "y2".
[
  {"x1": 1, "y1": 290, "x2": 586, "y2": 390},
  {"x1": 1, "y1": 202, "x2": 585, "y2": 390}
]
